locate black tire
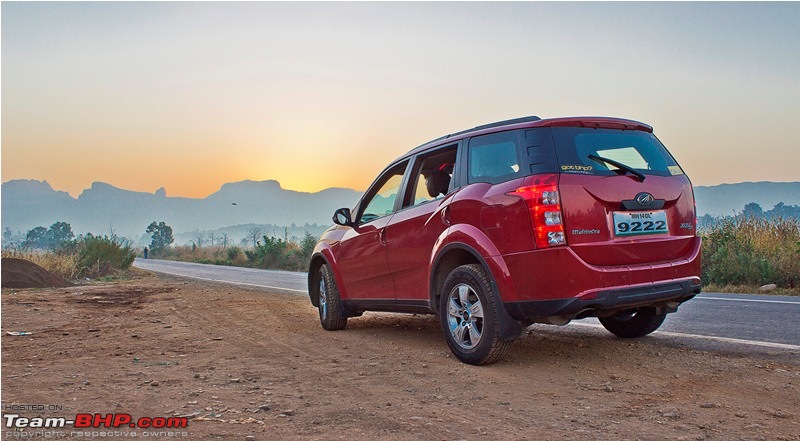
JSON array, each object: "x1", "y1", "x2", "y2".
[
  {"x1": 438, "y1": 264, "x2": 512, "y2": 365},
  {"x1": 317, "y1": 264, "x2": 348, "y2": 331},
  {"x1": 599, "y1": 307, "x2": 666, "y2": 338}
]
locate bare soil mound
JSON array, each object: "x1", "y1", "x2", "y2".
[{"x1": 1, "y1": 258, "x2": 71, "y2": 288}]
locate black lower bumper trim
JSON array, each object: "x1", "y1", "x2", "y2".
[{"x1": 503, "y1": 280, "x2": 701, "y2": 322}]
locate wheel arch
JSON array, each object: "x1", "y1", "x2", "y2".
[
  {"x1": 429, "y1": 242, "x2": 524, "y2": 341},
  {"x1": 308, "y1": 245, "x2": 348, "y2": 307},
  {"x1": 429, "y1": 224, "x2": 519, "y2": 312},
  {"x1": 429, "y1": 243, "x2": 483, "y2": 314},
  {"x1": 308, "y1": 253, "x2": 327, "y2": 307}
]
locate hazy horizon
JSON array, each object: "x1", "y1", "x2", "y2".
[
  {"x1": 3, "y1": 2, "x2": 799, "y2": 198},
  {"x1": 4, "y1": 176, "x2": 800, "y2": 201},
  {"x1": 4, "y1": 178, "x2": 799, "y2": 242}
]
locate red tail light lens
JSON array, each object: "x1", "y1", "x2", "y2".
[{"x1": 508, "y1": 174, "x2": 567, "y2": 248}]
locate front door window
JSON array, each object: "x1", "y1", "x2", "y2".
[{"x1": 359, "y1": 164, "x2": 407, "y2": 224}]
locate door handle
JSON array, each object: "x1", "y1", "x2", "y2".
[
  {"x1": 441, "y1": 206, "x2": 451, "y2": 226},
  {"x1": 379, "y1": 228, "x2": 387, "y2": 245}
]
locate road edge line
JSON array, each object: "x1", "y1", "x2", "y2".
[
  {"x1": 570, "y1": 322, "x2": 800, "y2": 351},
  {"x1": 696, "y1": 296, "x2": 799, "y2": 305}
]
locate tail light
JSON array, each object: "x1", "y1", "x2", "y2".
[{"x1": 508, "y1": 174, "x2": 567, "y2": 248}]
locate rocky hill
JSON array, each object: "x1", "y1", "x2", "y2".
[{"x1": 1, "y1": 179, "x2": 360, "y2": 238}]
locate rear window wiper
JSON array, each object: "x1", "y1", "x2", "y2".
[{"x1": 587, "y1": 154, "x2": 646, "y2": 182}]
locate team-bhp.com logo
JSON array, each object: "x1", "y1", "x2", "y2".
[{"x1": 4, "y1": 412, "x2": 187, "y2": 429}]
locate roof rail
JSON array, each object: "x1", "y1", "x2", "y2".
[
  {"x1": 445, "y1": 115, "x2": 541, "y2": 139},
  {"x1": 471, "y1": 115, "x2": 541, "y2": 132},
  {"x1": 409, "y1": 115, "x2": 542, "y2": 154}
]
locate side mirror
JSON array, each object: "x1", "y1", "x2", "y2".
[{"x1": 332, "y1": 208, "x2": 352, "y2": 226}]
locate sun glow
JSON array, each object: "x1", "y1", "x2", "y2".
[{"x1": 3, "y1": 2, "x2": 799, "y2": 198}]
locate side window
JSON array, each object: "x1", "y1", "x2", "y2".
[
  {"x1": 468, "y1": 131, "x2": 521, "y2": 184},
  {"x1": 359, "y1": 162, "x2": 408, "y2": 224},
  {"x1": 403, "y1": 146, "x2": 458, "y2": 208}
]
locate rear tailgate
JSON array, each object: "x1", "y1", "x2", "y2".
[
  {"x1": 559, "y1": 173, "x2": 697, "y2": 266},
  {"x1": 548, "y1": 125, "x2": 698, "y2": 266}
]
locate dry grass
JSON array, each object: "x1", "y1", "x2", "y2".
[
  {"x1": 701, "y1": 216, "x2": 800, "y2": 290},
  {"x1": 1, "y1": 249, "x2": 80, "y2": 280},
  {"x1": 3, "y1": 235, "x2": 136, "y2": 280},
  {"x1": 158, "y1": 245, "x2": 249, "y2": 267},
  {"x1": 703, "y1": 283, "x2": 800, "y2": 296},
  {"x1": 160, "y1": 233, "x2": 316, "y2": 272}
]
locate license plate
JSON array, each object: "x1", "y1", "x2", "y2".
[{"x1": 613, "y1": 211, "x2": 668, "y2": 237}]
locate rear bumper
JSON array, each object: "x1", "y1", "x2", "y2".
[
  {"x1": 503, "y1": 277, "x2": 700, "y2": 322},
  {"x1": 488, "y1": 236, "x2": 702, "y2": 322}
]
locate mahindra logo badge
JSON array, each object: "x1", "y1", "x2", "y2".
[{"x1": 635, "y1": 192, "x2": 654, "y2": 206}]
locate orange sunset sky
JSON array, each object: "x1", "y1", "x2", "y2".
[{"x1": 2, "y1": 2, "x2": 799, "y2": 198}]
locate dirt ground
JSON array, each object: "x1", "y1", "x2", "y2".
[
  {"x1": 1, "y1": 258, "x2": 71, "y2": 289},
  {"x1": 2, "y1": 271, "x2": 798, "y2": 440}
]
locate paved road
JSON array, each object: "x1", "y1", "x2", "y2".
[
  {"x1": 134, "y1": 258, "x2": 800, "y2": 351},
  {"x1": 134, "y1": 258, "x2": 307, "y2": 294}
]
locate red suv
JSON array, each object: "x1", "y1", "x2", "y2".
[{"x1": 308, "y1": 116, "x2": 701, "y2": 365}]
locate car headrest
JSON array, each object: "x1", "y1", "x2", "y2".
[{"x1": 426, "y1": 170, "x2": 451, "y2": 198}]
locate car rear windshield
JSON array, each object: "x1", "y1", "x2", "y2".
[{"x1": 550, "y1": 127, "x2": 683, "y2": 178}]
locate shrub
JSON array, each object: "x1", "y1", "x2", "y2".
[
  {"x1": 76, "y1": 234, "x2": 137, "y2": 278},
  {"x1": 225, "y1": 246, "x2": 248, "y2": 266},
  {"x1": 159, "y1": 244, "x2": 249, "y2": 267},
  {"x1": 159, "y1": 232, "x2": 318, "y2": 272},
  {"x1": 245, "y1": 236, "x2": 293, "y2": 269},
  {"x1": 244, "y1": 233, "x2": 317, "y2": 272},
  {"x1": 2, "y1": 233, "x2": 137, "y2": 280},
  {"x1": 701, "y1": 216, "x2": 800, "y2": 288}
]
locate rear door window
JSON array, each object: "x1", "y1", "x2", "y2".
[
  {"x1": 551, "y1": 128, "x2": 683, "y2": 177},
  {"x1": 403, "y1": 145, "x2": 458, "y2": 208}
]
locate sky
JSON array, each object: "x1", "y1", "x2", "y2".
[{"x1": 2, "y1": 2, "x2": 799, "y2": 198}]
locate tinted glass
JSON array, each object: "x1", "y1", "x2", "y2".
[
  {"x1": 360, "y1": 163, "x2": 407, "y2": 223},
  {"x1": 468, "y1": 131, "x2": 521, "y2": 184},
  {"x1": 551, "y1": 128, "x2": 682, "y2": 177}
]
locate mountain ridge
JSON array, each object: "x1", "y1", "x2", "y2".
[
  {"x1": 2, "y1": 179, "x2": 362, "y2": 239},
  {"x1": 3, "y1": 179, "x2": 799, "y2": 239}
]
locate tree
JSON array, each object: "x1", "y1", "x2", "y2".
[
  {"x1": 246, "y1": 226, "x2": 263, "y2": 248},
  {"x1": 21, "y1": 222, "x2": 75, "y2": 249},
  {"x1": 146, "y1": 221, "x2": 174, "y2": 251},
  {"x1": 767, "y1": 202, "x2": 800, "y2": 219},
  {"x1": 48, "y1": 221, "x2": 75, "y2": 246},
  {"x1": 299, "y1": 232, "x2": 317, "y2": 262},
  {"x1": 742, "y1": 202, "x2": 764, "y2": 218},
  {"x1": 23, "y1": 226, "x2": 49, "y2": 249},
  {"x1": 2, "y1": 228, "x2": 14, "y2": 249},
  {"x1": 192, "y1": 231, "x2": 206, "y2": 249}
]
